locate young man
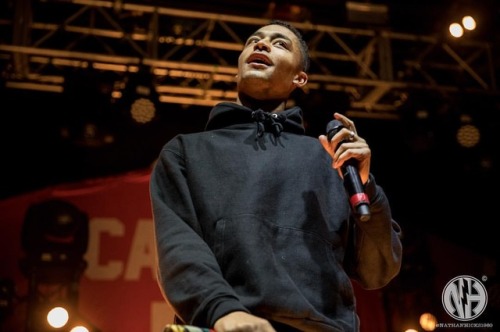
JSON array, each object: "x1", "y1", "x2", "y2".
[{"x1": 150, "y1": 20, "x2": 402, "y2": 332}]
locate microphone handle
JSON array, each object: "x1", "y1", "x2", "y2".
[
  {"x1": 342, "y1": 162, "x2": 371, "y2": 222},
  {"x1": 326, "y1": 119, "x2": 370, "y2": 221}
]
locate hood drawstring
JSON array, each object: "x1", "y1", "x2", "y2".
[{"x1": 251, "y1": 110, "x2": 287, "y2": 138}]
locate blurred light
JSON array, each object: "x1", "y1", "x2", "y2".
[
  {"x1": 462, "y1": 15, "x2": 476, "y2": 30},
  {"x1": 5, "y1": 81, "x2": 64, "y2": 93},
  {"x1": 92, "y1": 62, "x2": 130, "y2": 72},
  {"x1": 449, "y1": 14, "x2": 477, "y2": 38},
  {"x1": 346, "y1": 1, "x2": 388, "y2": 25},
  {"x1": 449, "y1": 23, "x2": 464, "y2": 38},
  {"x1": 130, "y1": 97, "x2": 156, "y2": 123},
  {"x1": 68, "y1": 315, "x2": 96, "y2": 332},
  {"x1": 153, "y1": 68, "x2": 168, "y2": 76},
  {"x1": 111, "y1": 90, "x2": 122, "y2": 99},
  {"x1": 70, "y1": 122, "x2": 115, "y2": 148},
  {"x1": 47, "y1": 306, "x2": 69, "y2": 328},
  {"x1": 120, "y1": 68, "x2": 158, "y2": 124},
  {"x1": 111, "y1": 80, "x2": 126, "y2": 101},
  {"x1": 0, "y1": 278, "x2": 15, "y2": 323},
  {"x1": 415, "y1": 109, "x2": 430, "y2": 120},
  {"x1": 45, "y1": 305, "x2": 96, "y2": 332},
  {"x1": 266, "y1": 1, "x2": 311, "y2": 22},
  {"x1": 404, "y1": 329, "x2": 418, "y2": 332},
  {"x1": 456, "y1": 114, "x2": 480, "y2": 148},
  {"x1": 456, "y1": 124, "x2": 480, "y2": 148},
  {"x1": 419, "y1": 312, "x2": 437, "y2": 331}
]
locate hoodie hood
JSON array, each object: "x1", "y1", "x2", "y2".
[{"x1": 205, "y1": 102, "x2": 305, "y2": 137}]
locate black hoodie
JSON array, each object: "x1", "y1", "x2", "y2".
[{"x1": 150, "y1": 102, "x2": 402, "y2": 331}]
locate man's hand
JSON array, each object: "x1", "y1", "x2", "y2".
[
  {"x1": 214, "y1": 311, "x2": 276, "y2": 332},
  {"x1": 318, "y1": 112, "x2": 371, "y2": 184}
]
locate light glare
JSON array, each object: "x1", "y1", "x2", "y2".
[
  {"x1": 462, "y1": 15, "x2": 476, "y2": 30},
  {"x1": 449, "y1": 23, "x2": 464, "y2": 37},
  {"x1": 47, "y1": 306, "x2": 69, "y2": 328},
  {"x1": 420, "y1": 312, "x2": 437, "y2": 331}
]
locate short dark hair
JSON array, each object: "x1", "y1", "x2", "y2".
[{"x1": 266, "y1": 19, "x2": 310, "y2": 73}]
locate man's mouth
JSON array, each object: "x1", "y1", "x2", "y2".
[{"x1": 246, "y1": 53, "x2": 272, "y2": 66}]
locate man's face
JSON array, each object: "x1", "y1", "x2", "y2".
[{"x1": 236, "y1": 24, "x2": 307, "y2": 101}]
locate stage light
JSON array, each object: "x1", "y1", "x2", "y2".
[
  {"x1": 448, "y1": 14, "x2": 477, "y2": 38},
  {"x1": 71, "y1": 327, "x2": 90, "y2": 332},
  {"x1": 456, "y1": 123, "x2": 480, "y2": 148},
  {"x1": 47, "y1": 306, "x2": 69, "y2": 328},
  {"x1": 419, "y1": 312, "x2": 437, "y2": 331},
  {"x1": 130, "y1": 96, "x2": 156, "y2": 123},
  {"x1": 462, "y1": 15, "x2": 476, "y2": 30},
  {"x1": 21, "y1": 199, "x2": 89, "y2": 270},
  {"x1": 45, "y1": 305, "x2": 96, "y2": 332},
  {"x1": 449, "y1": 23, "x2": 464, "y2": 38},
  {"x1": 456, "y1": 114, "x2": 480, "y2": 148},
  {"x1": 19, "y1": 199, "x2": 99, "y2": 332},
  {"x1": 119, "y1": 67, "x2": 158, "y2": 124}
]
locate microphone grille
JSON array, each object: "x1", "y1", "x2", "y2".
[{"x1": 326, "y1": 120, "x2": 344, "y2": 140}]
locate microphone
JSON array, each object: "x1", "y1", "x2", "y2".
[{"x1": 326, "y1": 120, "x2": 371, "y2": 222}]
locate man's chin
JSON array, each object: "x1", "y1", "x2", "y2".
[
  {"x1": 241, "y1": 71, "x2": 270, "y2": 80},
  {"x1": 238, "y1": 73, "x2": 272, "y2": 89}
]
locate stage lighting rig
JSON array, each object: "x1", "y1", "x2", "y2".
[{"x1": 19, "y1": 199, "x2": 98, "y2": 332}]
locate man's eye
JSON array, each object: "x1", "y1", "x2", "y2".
[
  {"x1": 247, "y1": 37, "x2": 259, "y2": 44},
  {"x1": 275, "y1": 40, "x2": 288, "y2": 48}
]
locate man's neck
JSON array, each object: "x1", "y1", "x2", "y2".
[{"x1": 236, "y1": 94, "x2": 287, "y2": 113}]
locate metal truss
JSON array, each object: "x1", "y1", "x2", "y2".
[{"x1": 0, "y1": 0, "x2": 497, "y2": 119}]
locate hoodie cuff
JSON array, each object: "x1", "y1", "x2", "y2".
[{"x1": 363, "y1": 173, "x2": 378, "y2": 202}]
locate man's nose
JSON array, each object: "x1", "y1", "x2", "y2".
[{"x1": 254, "y1": 38, "x2": 271, "y2": 51}]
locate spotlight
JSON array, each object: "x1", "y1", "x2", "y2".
[
  {"x1": 456, "y1": 114, "x2": 480, "y2": 148},
  {"x1": 44, "y1": 304, "x2": 98, "y2": 332},
  {"x1": 119, "y1": 67, "x2": 158, "y2": 124},
  {"x1": 21, "y1": 199, "x2": 89, "y2": 272},
  {"x1": 419, "y1": 312, "x2": 437, "y2": 331},
  {"x1": 47, "y1": 306, "x2": 69, "y2": 328},
  {"x1": 462, "y1": 15, "x2": 476, "y2": 30},
  {"x1": 448, "y1": 14, "x2": 477, "y2": 38},
  {"x1": 130, "y1": 96, "x2": 156, "y2": 124},
  {"x1": 449, "y1": 22, "x2": 464, "y2": 38},
  {"x1": 19, "y1": 200, "x2": 98, "y2": 332},
  {"x1": 456, "y1": 123, "x2": 480, "y2": 148}
]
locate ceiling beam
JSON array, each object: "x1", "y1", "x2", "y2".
[{"x1": 0, "y1": 0, "x2": 497, "y2": 119}]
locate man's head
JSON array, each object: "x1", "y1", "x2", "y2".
[
  {"x1": 267, "y1": 20, "x2": 310, "y2": 73},
  {"x1": 236, "y1": 20, "x2": 309, "y2": 110}
]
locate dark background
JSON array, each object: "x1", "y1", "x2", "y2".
[{"x1": 1, "y1": 0, "x2": 499, "y2": 260}]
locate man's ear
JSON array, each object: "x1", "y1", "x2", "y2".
[{"x1": 293, "y1": 71, "x2": 308, "y2": 88}]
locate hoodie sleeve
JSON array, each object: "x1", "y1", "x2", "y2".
[
  {"x1": 344, "y1": 174, "x2": 403, "y2": 290},
  {"x1": 149, "y1": 137, "x2": 249, "y2": 327}
]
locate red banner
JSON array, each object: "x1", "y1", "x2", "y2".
[{"x1": 0, "y1": 168, "x2": 386, "y2": 332}]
